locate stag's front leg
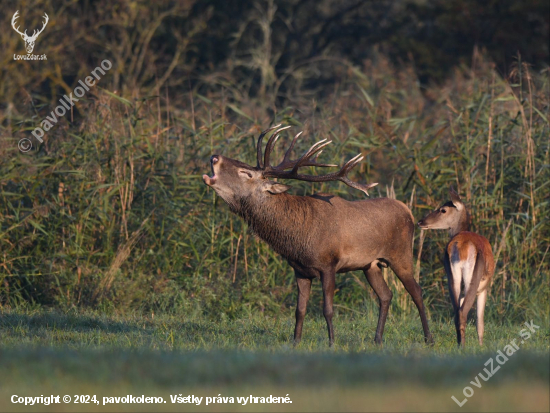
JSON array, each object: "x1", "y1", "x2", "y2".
[
  {"x1": 294, "y1": 275, "x2": 312, "y2": 346},
  {"x1": 321, "y1": 270, "x2": 336, "y2": 347}
]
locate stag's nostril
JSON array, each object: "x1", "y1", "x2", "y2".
[{"x1": 211, "y1": 155, "x2": 219, "y2": 165}]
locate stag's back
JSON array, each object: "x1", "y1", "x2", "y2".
[{"x1": 265, "y1": 195, "x2": 413, "y2": 272}]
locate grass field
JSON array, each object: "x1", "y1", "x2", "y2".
[{"x1": 0, "y1": 309, "x2": 548, "y2": 412}]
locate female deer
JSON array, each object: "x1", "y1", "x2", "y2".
[{"x1": 418, "y1": 188, "x2": 494, "y2": 346}]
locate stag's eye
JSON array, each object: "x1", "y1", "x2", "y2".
[{"x1": 441, "y1": 208, "x2": 447, "y2": 214}]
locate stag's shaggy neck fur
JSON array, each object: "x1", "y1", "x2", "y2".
[{"x1": 237, "y1": 193, "x2": 314, "y2": 263}]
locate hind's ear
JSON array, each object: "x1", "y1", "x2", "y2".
[{"x1": 449, "y1": 186, "x2": 464, "y2": 210}]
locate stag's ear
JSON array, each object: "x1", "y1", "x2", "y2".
[
  {"x1": 264, "y1": 181, "x2": 291, "y2": 194},
  {"x1": 449, "y1": 186, "x2": 464, "y2": 210}
]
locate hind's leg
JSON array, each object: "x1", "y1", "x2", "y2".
[
  {"x1": 364, "y1": 262, "x2": 393, "y2": 345},
  {"x1": 476, "y1": 289, "x2": 487, "y2": 346},
  {"x1": 444, "y1": 251, "x2": 461, "y2": 344},
  {"x1": 457, "y1": 247, "x2": 484, "y2": 348},
  {"x1": 391, "y1": 260, "x2": 433, "y2": 344}
]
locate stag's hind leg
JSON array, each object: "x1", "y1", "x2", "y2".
[
  {"x1": 320, "y1": 270, "x2": 336, "y2": 347},
  {"x1": 294, "y1": 274, "x2": 312, "y2": 346},
  {"x1": 364, "y1": 262, "x2": 393, "y2": 345},
  {"x1": 391, "y1": 260, "x2": 434, "y2": 345}
]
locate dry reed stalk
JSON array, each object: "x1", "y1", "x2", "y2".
[
  {"x1": 494, "y1": 217, "x2": 513, "y2": 266},
  {"x1": 508, "y1": 71, "x2": 537, "y2": 228},
  {"x1": 233, "y1": 234, "x2": 242, "y2": 283},
  {"x1": 93, "y1": 215, "x2": 151, "y2": 302},
  {"x1": 484, "y1": 70, "x2": 495, "y2": 218}
]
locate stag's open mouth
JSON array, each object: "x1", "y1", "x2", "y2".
[
  {"x1": 202, "y1": 173, "x2": 217, "y2": 186},
  {"x1": 203, "y1": 157, "x2": 218, "y2": 186}
]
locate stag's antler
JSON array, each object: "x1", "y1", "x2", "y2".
[{"x1": 255, "y1": 125, "x2": 378, "y2": 196}]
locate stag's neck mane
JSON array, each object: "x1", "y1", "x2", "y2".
[{"x1": 237, "y1": 193, "x2": 314, "y2": 262}]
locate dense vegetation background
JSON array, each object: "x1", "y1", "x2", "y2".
[{"x1": 0, "y1": 0, "x2": 548, "y2": 326}]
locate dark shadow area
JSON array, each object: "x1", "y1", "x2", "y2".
[{"x1": 0, "y1": 312, "x2": 144, "y2": 334}]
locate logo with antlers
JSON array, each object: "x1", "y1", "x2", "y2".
[{"x1": 12, "y1": 10, "x2": 49, "y2": 54}]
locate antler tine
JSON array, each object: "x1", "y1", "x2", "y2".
[
  {"x1": 305, "y1": 150, "x2": 338, "y2": 167},
  {"x1": 339, "y1": 177, "x2": 379, "y2": 196},
  {"x1": 276, "y1": 131, "x2": 336, "y2": 170},
  {"x1": 264, "y1": 125, "x2": 291, "y2": 168},
  {"x1": 276, "y1": 144, "x2": 338, "y2": 170},
  {"x1": 290, "y1": 139, "x2": 332, "y2": 173},
  {"x1": 265, "y1": 131, "x2": 335, "y2": 171},
  {"x1": 281, "y1": 131, "x2": 303, "y2": 164},
  {"x1": 340, "y1": 154, "x2": 364, "y2": 173},
  {"x1": 256, "y1": 124, "x2": 281, "y2": 169},
  {"x1": 334, "y1": 154, "x2": 378, "y2": 195}
]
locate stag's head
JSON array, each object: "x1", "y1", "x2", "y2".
[
  {"x1": 12, "y1": 11, "x2": 49, "y2": 54},
  {"x1": 203, "y1": 125, "x2": 378, "y2": 212}
]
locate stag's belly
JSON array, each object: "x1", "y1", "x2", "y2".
[
  {"x1": 334, "y1": 243, "x2": 382, "y2": 272},
  {"x1": 329, "y1": 204, "x2": 412, "y2": 272}
]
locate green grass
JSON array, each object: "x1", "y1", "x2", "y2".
[
  {"x1": 2, "y1": 308, "x2": 549, "y2": 353},
  {"x1": 0, "y1": 309, "x2": 548, "y2": 412}
]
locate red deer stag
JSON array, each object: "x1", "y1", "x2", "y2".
[
  {"x1": 418, "y1": 188, "x2": 494, "y2": 346},
  {"x1": 203, "y1": 125, "x2": 434, "y2": 346}
]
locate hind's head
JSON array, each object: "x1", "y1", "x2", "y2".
[{"x1": 417, "y1": 187, "x2": 470, "y2": 236}]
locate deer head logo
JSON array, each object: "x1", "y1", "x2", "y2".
[{"x1": 12, "y1": 10, "x2": 49, "y2": 54}]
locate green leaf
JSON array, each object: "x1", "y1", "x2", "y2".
[
  {"x1": 227, "y1": 104, "x2": 254, "y2": 122},
  {"x1": 99, "y1": 88, "x2": 132, "y2": 107}
]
